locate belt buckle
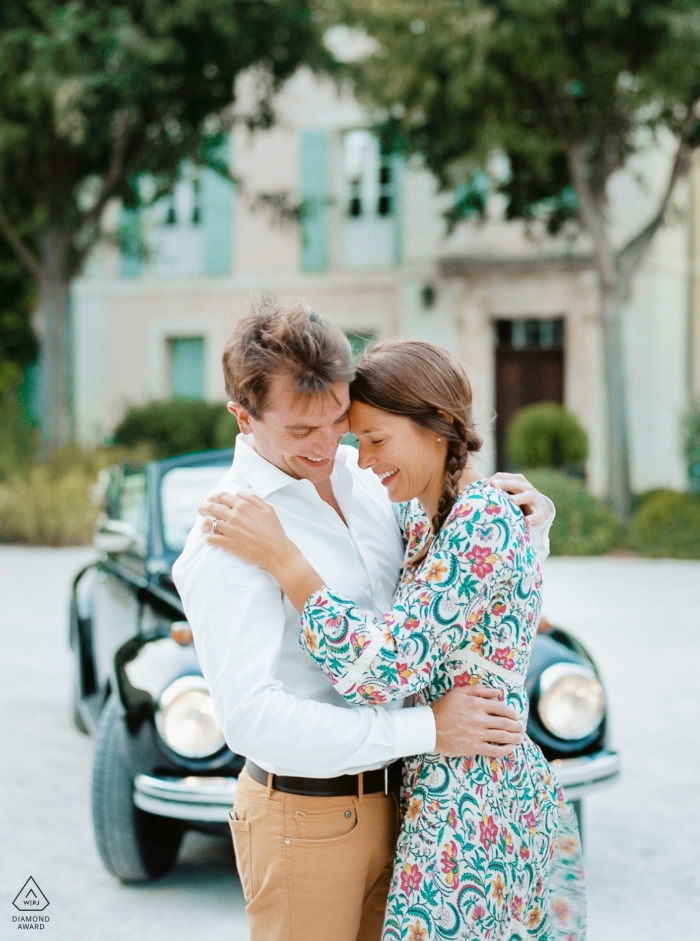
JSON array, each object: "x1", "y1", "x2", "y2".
[{"x1": 384, "y1": 766, "x2": 388, "y2": 795}]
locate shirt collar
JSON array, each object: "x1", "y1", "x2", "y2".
[{"x1": 232, "y1": 433, "x2": 348, "y2": 499}]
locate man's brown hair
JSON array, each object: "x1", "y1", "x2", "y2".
[{"x1": 222, "y1": 295, "x2": 354, "y2": 418}]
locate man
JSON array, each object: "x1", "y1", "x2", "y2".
[{"x1": 173, "y1": 296, "x2": 554, "y2": 941}]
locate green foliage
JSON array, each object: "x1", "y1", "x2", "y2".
[
  {"x1": 0, "y1": 443, "x2": 147, "y2": 545},
  {"x1": 0, "y1": 0, "x2": 328, "y2": 274},
  {"x1": 0, "y1": 391, "x2": 38, "y2": 479},
  {"x1": 524, "y1": 469, "x2": 619, "y2": 556},
  {"x1": 626, "y1": 489, "x2": 700, "y2": 559},
  {"x1": 0, "y1": 0, "x2": 329, "y2": 448},
  {"x1": 113, "y1": 400, "x2": 238, "y2": 459},
  {"x1": 0, "y1": 238, "x2": 36, "y2": 395},
  {"x1": 332, "y1": 0, "x2": 700, "y2": 233},
  {"x1": 506, "y1": 403, "x2": 588, "y2": 470},
  {"x1": 683, "y1": 399, "x2": 700, "y2": 494}
]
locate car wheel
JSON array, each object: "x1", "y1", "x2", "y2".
[{"x1": 92, "y1": 696, "x2": 185, "y2": 882}]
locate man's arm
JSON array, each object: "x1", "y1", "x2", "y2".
[
  {"x1": 174, "y1": 537, "x2": 524, "y2": 774},
  {"x1": 173, "y1": 540, "x2": 435, "y2": 777}
]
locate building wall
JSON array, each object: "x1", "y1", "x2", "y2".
[{"x1": 71, "y1": 68, "x2": 695, "y2": 496}]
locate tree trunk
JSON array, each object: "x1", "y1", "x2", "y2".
[
  {"x1": 599, "y1": 280, "x2": 632, "y2": 521},
  {"x1": 35, "y1": 226, "x2": 72, "y2": 452}
]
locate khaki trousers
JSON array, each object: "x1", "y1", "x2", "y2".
[{"x1": 229, "y1": 768, "x2": 399, "y2": 941}]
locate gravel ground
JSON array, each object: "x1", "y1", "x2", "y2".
[{"x1": 1, "y1": 547, "x2": 699, "y2": 941}]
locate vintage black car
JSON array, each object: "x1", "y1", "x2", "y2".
[{"x1": 70, "y1": 448, "x2": 620, "y2": 883}]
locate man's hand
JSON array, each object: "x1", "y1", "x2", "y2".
[
  {"x1": 488, "y1": 472, "x2": 552, "y2": 527},
  {"x1": 432, "y1": 685, "x2": 525, "y2": 758}
]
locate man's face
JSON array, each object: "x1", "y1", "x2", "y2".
[{"x1": 230, "y1": 373, "x2": 351, "y2": 484}]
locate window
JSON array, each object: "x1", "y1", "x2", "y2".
[
  {"x1": 495, "y1": 318, "x2": 564, "y2": 350},
  {"x1": 169, "y1": 337, "x2": 205, "y2": 400},
  {"x1": 341, "y1": 131, "x2": 399, "y2": 269},
  {"x1": 119, "y1": 471, "x2": 148, "y2": 537},
  {"x1": 118, "y1": 143, "x2": 233, "y2": 280},
  {"x1": 161, "y1": 465, "x2": 230, "y2": 552},
  {"x1": 151, "y1": 170, "x2": 204, "y2": 278}
]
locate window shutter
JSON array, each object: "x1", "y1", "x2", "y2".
[
  {"x1": 119, "y1": 207, "x2": 144, "y2": 278},
  {"x1": 169, "y1": 337, "x2": 206, "y2": 400},
  {"x1": 300, "y1": 129, "x2": 330, "y2": 273},
  {"x1": 202, "y1": 137, "x2": 234, "y2": 276}
]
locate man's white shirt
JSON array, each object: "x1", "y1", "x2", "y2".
[{"x1": 172, "y1": 434, "x2": 554, "y2": 778}]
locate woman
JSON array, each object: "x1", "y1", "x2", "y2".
[{"x1": 201, "y1": 339, "x2": 586, "y2": 940}]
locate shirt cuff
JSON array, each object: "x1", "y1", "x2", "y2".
[
  {"x1": 529, "y1": 495, "x2": 555, "y2": 563},
  {"x1": 392, "y1": 704, "x2": 436, "y2": 758}
]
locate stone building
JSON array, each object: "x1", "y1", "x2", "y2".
[{"x1": 71, "y1": 68, "x2": 700, "y2": 496}]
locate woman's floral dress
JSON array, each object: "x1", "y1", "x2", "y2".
[{"x1": 300, "y1": 482, "x2": 586, "y2": 940}]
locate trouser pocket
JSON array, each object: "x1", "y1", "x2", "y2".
[{"x1": 228, "y1": 812, "x2": 253, "y2": 902}]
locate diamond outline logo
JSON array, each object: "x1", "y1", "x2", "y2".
[{"x1": 12, "y1": 877, "x2": 49, "y2": 912}]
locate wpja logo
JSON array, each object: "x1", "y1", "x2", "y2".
[{"x1": 12, "y1": 878, "x2": 50, "y2": 931}]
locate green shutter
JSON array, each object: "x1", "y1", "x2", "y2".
[
  {"x1": 16, "y1": 363, "x2": 39, "y2": 428},
  {"x1": 202, "y1": 137, "x2": 234, "y2": 275},
  {"x1": 119, "y1": 207, "x2": 144, "y2": 278},
  {"x1": 300, "y1": 129, "x2": 330, "y2": 273},
  {"x1": 170, "y1": 337, "x2": 205, "y2": 400}
]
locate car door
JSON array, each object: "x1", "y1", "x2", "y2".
[{"x1": 92, "y1": 466, "x2": 150, "y2": 701}]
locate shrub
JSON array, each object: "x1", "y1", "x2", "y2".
[
  {"x1": 113, "y1": 400, "x2": 238, "y2": 459},
  {"x1": 523, "y1": 469, "x2": 619, "y2": 556},
  {"x1": 0, "y1": 444, "x2": 146, "y2": 546},
  {"x1": 506, "y1": 403, "x2": 588, "y2": 470},
  {"x1": 0, "y1": 391, "x2": 38, "y2": 481},
  {"x1": 626, "y1": 489, "x2": 700, "y2": 559},
  {"x1": 683, "y1": 399, "x2": 700, "y2": 494}
]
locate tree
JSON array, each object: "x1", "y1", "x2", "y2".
[
  {"x1": 0, "y1": 238, "x2": 37, "y2": 397},
  {"x1": 328, "y1": 0, "x2": 700, "y2": 519},
  {"x1": 0, "y1": 0, "x2": 327, "y2": 451}
]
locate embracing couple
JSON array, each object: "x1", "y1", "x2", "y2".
[{"x1": 173, "y1": 296, "x2": 586, "y2": 941}]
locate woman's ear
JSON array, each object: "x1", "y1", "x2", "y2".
[{"x1": 436, "y1": 409, "x2": 454, "y2": 425}]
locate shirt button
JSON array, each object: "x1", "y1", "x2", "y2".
[
  {"x1": 345, "y1": 810, "x2": 352, "y2": 818},
  {"x1": 284, "y1": 837, "x2": 291, "y2": 844}
]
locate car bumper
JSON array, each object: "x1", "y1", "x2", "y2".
[
  {"x1": 133, "y1": 749, "x2": 620, "y2": 822},
  {"x1": 133, "y1": 774, "x2": 238, "y2": 823},
  {"x1": 550, "y1": 748, "x2": 620, "y2": 800}
]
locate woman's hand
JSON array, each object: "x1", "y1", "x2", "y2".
[
  {"x1": 200, "y1": 491, "x2": 324, "y2": 610},
  {"x1": 200, "y1": 491, "x2": 291, "y2": 571}
]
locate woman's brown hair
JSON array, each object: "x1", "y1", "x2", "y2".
[{"x1": 351, "y1": 338, "x2": 482, "y2": 568}]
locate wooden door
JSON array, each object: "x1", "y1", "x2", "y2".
[{"x1": 494, "y1": 319, "x2": 564, "y2": 470}]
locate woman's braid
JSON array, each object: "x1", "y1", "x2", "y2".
[
  {"x1": 408, "y1": 423, "x2": 477, "y2": 570},
  {"x1": 432, "y1": 437, "x2": 468, "y2": 536}
]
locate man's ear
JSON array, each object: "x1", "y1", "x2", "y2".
[{"x1": 228, "y1": 401, "x2": 253, "y2": 434}]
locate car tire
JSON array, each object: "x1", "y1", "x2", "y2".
[{"x1": 92, "y1": 696, "x2": 185, "y2": 882}]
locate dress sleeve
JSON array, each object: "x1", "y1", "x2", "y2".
[{"x1": 300, "y1": 491, "x2": 514, "y2": 705}]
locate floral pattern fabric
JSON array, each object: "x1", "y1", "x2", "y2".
[{"x1": 300, "y1": 482, "x2": 586, "y2": 940}]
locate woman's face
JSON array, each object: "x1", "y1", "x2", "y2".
[{"x1": 349, "y1": 400, "x2": 447, "y2": 504}]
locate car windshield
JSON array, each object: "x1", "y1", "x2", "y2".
[{"x1": 160, "y1": 464, "x2": 229, "y2": 552}]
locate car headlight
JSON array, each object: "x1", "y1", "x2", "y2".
[
  {"x1": 537, "y1": 662, "x2": 605, "y2": 740},
  {"x1": 155, "y1": 676, "x2": 225, "y2": 759}
]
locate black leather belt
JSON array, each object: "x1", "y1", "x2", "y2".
[{"x1": 245, "y1": 758, "x2": 402, "y2": 798}]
